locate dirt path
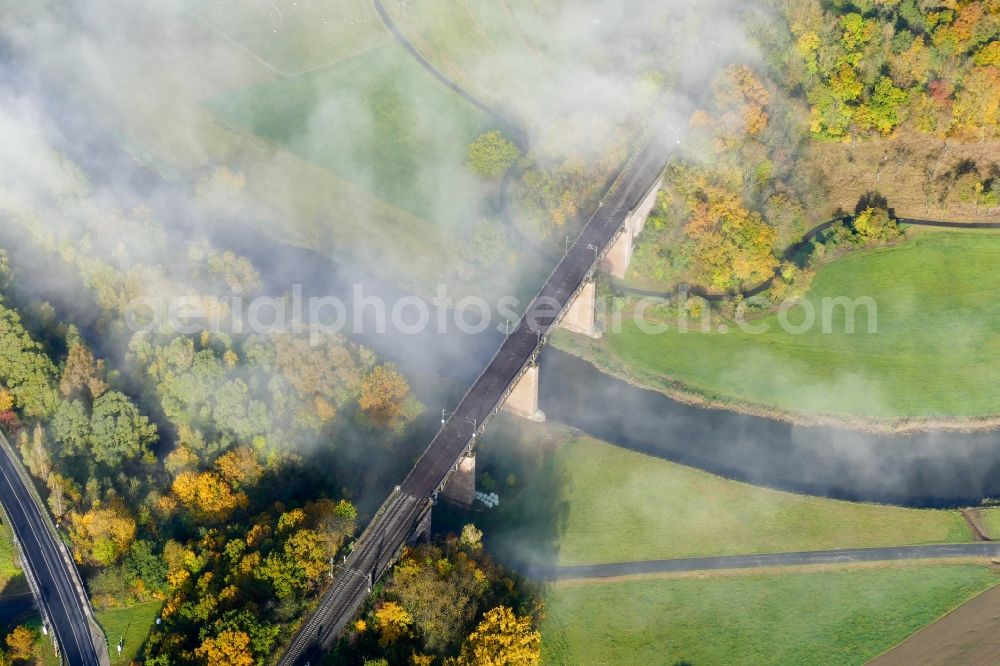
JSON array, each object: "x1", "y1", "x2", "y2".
[
  {"x1": 963, "y1": 509, "x2": 992, "y2": 542},
  {"x1": 868, "y1": 582, "x2": 1000, "y2": 665}
]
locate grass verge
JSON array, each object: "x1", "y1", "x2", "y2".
[
  {"x1": 97, "y1": 601, "x2": 162, "y2": 665},
  {"x1": 0, "y1": 514, "x2": 20, "y2": 589}
]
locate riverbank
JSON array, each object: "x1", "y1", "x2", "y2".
[
  {"x1": 566, "y1": 229, "x2": 1000, "y2": 434},
  {"x1": 554, "y1": 329, "x2": 1000, "y2": 436}
]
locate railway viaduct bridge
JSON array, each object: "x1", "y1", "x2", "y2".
[{"x1": 279, "y1": 132, "x2": 669, "y2": 665}]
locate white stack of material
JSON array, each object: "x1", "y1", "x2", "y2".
[{"x1": 475, "y1": 491, "x2": 500, "y2": 509}]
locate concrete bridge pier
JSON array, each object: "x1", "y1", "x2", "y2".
[
  {"x1": 560, "y1": 279, "x2": 602, "y2": 338},
  {"x1": 441, "y1": 453, "x2": 477, "y2": 508},
  {"x1": 602, "y1": 180, "x2": 662, "y2": 279},
  {"x1": 502, "y1": 363, "x2": 546, "y2": 422}
]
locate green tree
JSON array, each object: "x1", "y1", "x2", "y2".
[
  {"x1": 89, "y1": 391, "x2": 157, "y2": 466},
  {"x1": 467, "y1": 131, "x2": 521, "y2": 179},
  {"x1": 857, "y1": 77, "x2": 909, "y2": 134},
  {"x1": 387, "y1": 545, "x2": 489, "y2": 653},
  {"x1": 52, "y1": 399, "x2": 91, "y2": 455},
  {"x1": 853, "y1": 207, "x2": 900, "y2": 243}
]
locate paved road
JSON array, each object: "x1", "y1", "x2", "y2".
[
  {"x1": 525, "y1": 543, "x2": 1000, "y2": 581},
  {"x1": 0, "y1": 434, "x2": 105, "y2": 665},
  {"x1": 279, "y1": 133, "x2": 670, "y2": 665}
]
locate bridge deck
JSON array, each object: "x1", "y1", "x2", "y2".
[{"x1": 280, "y1": 132, "x2": 670, "y2": 665}]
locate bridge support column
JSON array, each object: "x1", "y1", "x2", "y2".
[
  {"x1": 602, "y1": 180, "x2": 662, "y2": 279},
  {"x1": 560, "y1": 279, "x2": 602, "y2": 338},
  {"x1": 441, "y1": 453, "x2": 477, "y2": 508},
  {"x1": 502, "y1": 363, "x2": 546, "y2": 422}
]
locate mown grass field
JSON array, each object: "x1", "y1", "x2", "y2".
[
  {"x1": 188, "y1": 0, "x2": 389, "y2": 74},
  {"x1": 604, "y1": 230, "x2": 1000, "y2": 419},
  {"x1": 541, "y1": 564, "x2": 1000, "y2": 666},
  {"x1": 383, "y1": 0, "x2": 548, "y2": 108},
  {"x1": 19, "y1": 2, "x2": 479, "y2": 296},
  {"x1": 209, "y1": 41, "x2": 491, "y2": 234},
  {"x1": 97, "y1": 601, "x2": 162, "y2": 665},
  {"x1": 486, "y1": 434, "x2": 971, "y2": 568}
]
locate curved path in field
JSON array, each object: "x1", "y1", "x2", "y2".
[
  {"x1": 612, "y1": 214, "x2": 1000, "y2": 302},
  {"x1": 528, "y1": 543, "x2": 1000, "y2": 581},
  {"x1": 371, "y1": 0, "x2": 527, "y2": 148}
]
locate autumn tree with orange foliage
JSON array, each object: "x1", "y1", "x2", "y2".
[
  {"x1": 214, "y1": 446, "x2": 263, "y2": 489},
  {"x1": 5, "y1": 625, "x2": 36, "y2": 663},
  {"x1": 68, "y1": 502, "x2": 137, "y2": 566},
  {"x1": 171, "y1": 470, "x2": 248, "y2": 523},
  {"x1": 194, "y1": 629, "x2": 254, "y2": 666},
  {"x1": 59, "y1": 342, "x2": 108, "y2": 401},
  {"x1": 359, "y1": 364, "x2": 411, "y2": 429},
  {"x1": 714, "y1": 64, "x2": 771, "y2": 137},
  {"x1": 683, "y1": 185, "x2": 778, "y2": 292}
]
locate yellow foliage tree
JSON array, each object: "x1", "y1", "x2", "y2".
[
  {"x1": 454, "y1": 606, "x2": 540, "y2": 666},
  {"x1": 5, "y1": 625, "x2": 37, "y2": 662},
  {"x1": 0, "y1": 387, "x2": 13, "y2": 413},
  {"x1": 194, "y1": 629, "x2": 254, "y2": 666},
  {"x1": 68, "y1": 503, "x2": 136, "y2": 566},
  {"x1": 952, "y1": 66, "x2": 1000, "y2": 137},
  {"x1": 374, "y1": 601, "x2": 413, "y2": 646},
  {"x1": 214, "y1": 447, "x2": 263, "y2": 489},
  {"x1": 684, "y1": 185, "x2": 777, "y2": 291},
  {"x1": 172, "y1": 470, "x2": 247, "y2": 523},
  {"x1": 359, "y1": 364, "x2": 411, "y2": 427}
]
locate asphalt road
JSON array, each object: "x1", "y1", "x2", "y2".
[
  {"x1": 0, "y1": 435, "x2": 104, "y2": 665},
  {"x1": 279, "y1": 133, "x2": 670, "y2": 665},
  {"x1": 527, "y1": 543, "x2": 1000, "y2": 580}
]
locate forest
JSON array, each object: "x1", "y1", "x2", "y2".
[
  {"x1": 0, "y1": 155, "x2": 539, "y2": 663},
  {"x1": 620, "y1": 0, "x2": 999, "y2": 295}
]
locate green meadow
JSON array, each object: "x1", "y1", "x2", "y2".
[
  {"x1": 598, "y1": 230, "x2": 1000, "y2": 418},
  {"x1": 541, "y1": 565, "x2": 999, "y2": 666}
]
